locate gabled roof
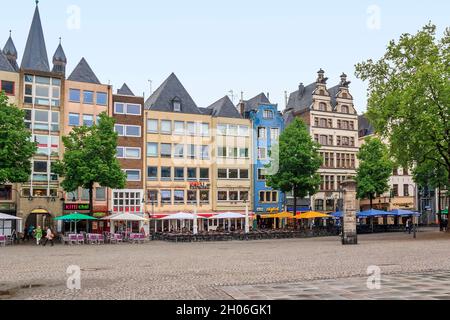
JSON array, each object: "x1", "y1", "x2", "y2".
[
  {"x1": 144, "y1": 73, "x2": 201, "y2": 114},
  {"x1": 117, "y1": 83, "x2": 135, "y2": 96},
  {"x1": 207, "y1": 96, "x2": 243, "y2": 119},
  {"x1": 3, "y1": 35, "x2": 19, "y2": 71},
  {"x1": 0, "y1": 51, "x2": 15, "y2": 72},
  {"x1": 68, "y1": 58, "x2": 101, "y2": 84},
  {"x1": 52, "y1": 43, "x2": 67, "y2": 63},
  {"x1": 21, "y1": 4, "x2": 50, "y2": 72},
  {"x1": 286, "y1": 82, "x2": 316, "y2": 112},
  {"x1": 242, "y1": 93, "x2": 271, "y2": 112}
]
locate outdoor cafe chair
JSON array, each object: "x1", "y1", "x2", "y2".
[
  {"x1": 76, "y1": 234, "x2": 85, "y2": 245},
  {"x1": 0, "y1": 235, "x2": 6, "y2": 247},
  {"x1": 87, "y1": 234, "x2": 98, "y2": 245},
  {"x1": 97, "y1": 234, "x2": 105, "y2": 244},
  {"x1": 68, "y1": 234, "x2": 78, "y2": 245}
]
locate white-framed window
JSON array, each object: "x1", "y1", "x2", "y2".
[
  {"x1": 83, "y1": 114, "x2": 94, "y2": 127},
  {"x1": 200, "y1": 145, "x2": 210, "y2": 160},
  {"x1": 114, "y1": 102, "x2": 142, "y2": 115},
  {"x1": 161, "y1": 120, "x2": 172, "y2": 134},
  {"x1": 117, "y1": 147, "x2": 141, "y2": 159},
  {"x1": 174, "y1": 121, "x2": 185, "y2": 135},
  {"x1": 201, "y1": 123, "x2": 210, "y2": 136},
  {"x1": 115, "y1": 124, "x2": 141, "y2": 137},
  {"x1": 238, "y1": 125, "x2": 249, "y2": 136},
  {"x1": 33, "y1": 135, "x2": 59, "y2": 157},
  {"x1": 68, "y1": 113, "x2": 80, "y2": 127},
  {"x1": 258, "y1": 127, "x2": 267, "y2": 139},
  {"x1": 112, "y1": 189, "x2": 143, "y2": 213},
  {"x1": 217, "y1": 168, "x2": 250, "y2": 180},
  {"x1": 147, "y1": 143, "x2": 158, "y2": 157},
  {"x1": 263, "y1": 110, "x2": 274, "y2": 119},
  {"x1": 228, "y1": 125, "x2": 238, "y2": 136},
  {"x1": 124, "y1": 170, "x2": 141, "y2": 181},
  {"x1": 217, "y1": 190, "x2": 249, "y2": 201},
  {"x1": 24, "y1": 109, "x2": 60, "y2": 132},
  {"x1": 217, "y1": 124, "x2": 227, "y2": 136},
  {"x1": 95, "y1": 187, "x2": 106, "y2": 201},
  {"x1": 23, "y1": 75, "x2": 61, "y2": 107},
  {"x1": 147, "y1": 119, "x2": 158, "y2": 133},
  {"x1": 258, "y1": 147, "x2": 267, "y2": 160},
  {"x1": 270, "y1": 128, "x2": 280, "y2": 142}
]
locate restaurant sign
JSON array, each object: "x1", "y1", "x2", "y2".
[
  {"x1": 189, "y1": 182, "x2": 210, "y2": 190},
  {"x1": 64, "y1": 203, "x2": 90, "y2": 211}
]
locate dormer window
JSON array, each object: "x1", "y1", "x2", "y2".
[
  {"x1": 341, "y1": 105, "x2": 349, "y2": 114},
  {"x1": 263, "y1": 110, "x2": 274, "y2": 119},
  {"x1": 172, "y1": 98, "x2": 182, "y2": 112},
  {"x1": 319, "y1": 102, "x2": 326, "y2": 111}
]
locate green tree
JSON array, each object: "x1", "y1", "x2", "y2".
[
  {"x1": 0, "y1": 91, "x2": 37, "y2": 184},
  {"x1": 356, "y1": 137, "x2": 393, "y2": 209},
  {"x1": 355, "y1": 23, "x2": 450, "y2": 188},
  {"x1": 54, "y1": 112, "x2": 126, "y2": 217},
  {"x1": 265, "y1": 118, "x2": 322, "y2": 217}
]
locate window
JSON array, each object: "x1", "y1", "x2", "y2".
[
  {"x1": 160, "y1": 144, "x2": 172, "y2": 158},
  {"x1": 200, "y1": 190, "x2": 209, "y2": 203},
  {"x1": 200, "y1": 146, "x2": 209, "y2": 160},
  {"x1": 229, "y1": 191, "x2": 238, "y2": 201},
  {"x1": 117, "y1": 147, "x2": 140, "y2": 159},
  {"x1": 174, "y1": 190, "x2": 184, "y2": 203},
  {"x1": 218, "y1": 169, "x2": 228, "y2": 179},
  {"x1": 81, "y1": 189, "x2": 90, "y2": 201},
  {"x1": 258, "y1": 148, "x2": 267, "y2": 160},
  {"x1": 0, "y1": 186, "x2": 12, "y2": 201},
  {"x1": 258, "y1": 169, "x2": 266, "y2": 180},
  {"x1": 187, "y1": 144, "x2": 196, "y2": 159},
  {"x1": 147, "y1": 119, "x2": 158, "y2": 133},
  {"x1": 69, "y1": 113, "x2": 80, "y2": 127},
  {"x1": 173, "y1": 99, "x2": 182, "y2": 112},
  {"x1": 393, "y1": 168, "x2": 398, "y2": 176},
  {"x1": 404, "y1": 185, "x2": 410, "y2": 197},
  {"x1": 161, "y1": 167, "x2": 172, "y2": 180},
  {"x1": 240, "y1": 191, "x2": 249, "y2": 201},
  {"x1": 201, "y1": 123, "x2": 210, "y2": 136},
  {"x1": 125, "y1": 125, "x2": 141, "y2": 137},
  {"x1": 263, "y1": 110, "x2": 274, "y2": 119},
  {"x1": 239, "y1": 148, "x2": 249, "y2": 159},
  {"x1": 228, "y1": 125, "x2": 238, "y2": 136},
  {"x1": 147, "y1": 167, "x2": 157, "y2": 180},
  {"x1": 161, "y1": 190, "x2": 172, "y2": 204},
  {"x1": 393, "y1": 185, "x2": 399, "y2": 197},
  {"x1": 187, "y1": 168, "x2": 197, "y2": 180},
  {"x1": 186, "y1": 122, "x2": 196, "y2": 135},
  {"x1": 315, "y1": 199, "x2": 324, "y2": 211},
  {"x1": 96, "y1": 188, "x2": 106, "y2": 201},
  {"x1": 147, "y1": 190, "x2": 158, "y2": 203},
  {"x1": 83, "y1": 91, "x2": 94, "y2": 104},
  {"x1": 1, "y1": 81, "x2": 14, "y2": 95},
  {"x1": 217, "y1": 124, "x2": 227, "y2": 136},
  {"x1": 96, "y1": 92, "x2": 107, "y2": 105},
  {"x1": 69, "y1": 89, "x2": 80, "y2": 102},
  {"x1": 115, "y1": 124, "x2": 124, "y2": 136},
  {"x1": 228, "y1": 148, "x2": 238, "y2": 159},
  {"x1": 187, "y1": 190, "x2": 197, "y2": 203},
  {"x1": 218, "y1": 191, "x2": 228, "y2": 201},
  {"x1": 258, "y1": 127, "x2": 267, "y2": 139},
  {"x1": 270, "y1": 128, "x2": 280, "y2": 142},
  {"x1": 67, "y1": 190, "x2": 78, "y2": 201},
  {"x1": 23, "y1": 75, "x2": 60, "y2": 107},
  {"x1": 217, "y1": 147, "x2": 227, "y2": 158},
  {"x1": 174, "y1": 144, "x2": 185, "y2": 158},
  {"x1": 161, "y1": 120, "x2": 172, "y2": 134},
  {"x1": 240, "y1": 169, "x2": 249, "y2": 179},
  {"x1": 125, "y1": 170, "x2": 141, "y2": 181},
  {"x1": 403, "y1": 167, "x2": 409, "y2": 176},
  {"x1": 83, "y1": 114, "x2": 94, "y2": 127},
  {"x1": 228, "y1": 169, "x2": 239, "y2": 179},
  {"x1": 126, "y1": 104, "x2": 141, "y2": 115},
  {"x1": 319, "y1": 102, "x2": 326, "y2": 111},
  {"x1": 341, "y1": 105, "x2": 349, "y2": 114},
  {"x1": 34, "y1": 135, "x2": 58, "y2": 157},
  {"x1": 174, "y1": 121, "x2": 185, "y2": 135},
  {"x1": 175, "y1": 168, "x2": 185, "y2": 180},
  {"x1": 200, "y1": 168, "x2": 209, "y2": 180},
  {"x1": 114, "y1": 103, "x2": 124, "y2": 114},
  {"x1": 147, "y1": 143, "x2": 158, "y2": 157},
  {"x1": 238, "y1": 125, "x2": 249, "y2": 136}
]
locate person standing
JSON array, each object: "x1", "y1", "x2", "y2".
[
  {"x1": 34, "y1": 225, "x2": 43, "y2": 245},
  {"x1": 42, "y1": 227, "x2": 54, "y2": 247}
]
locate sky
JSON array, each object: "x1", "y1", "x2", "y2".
[{"x1": 1, "y1": 0, "x2": 449, "y2": 113}]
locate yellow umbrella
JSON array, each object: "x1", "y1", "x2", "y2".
[
  {"x1": 294, "y1": 211, "x2": 332, "y2": 219},
  {"x1": 260, "y1": 212, "x2": 296, "y2": 219}
]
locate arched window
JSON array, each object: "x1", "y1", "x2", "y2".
[
  {"x1": 341, "y1": 105, "x2": 349, "y2": 114},
  {"x1": 319, "y1": 102, "x2": 326, "y2": 111}
]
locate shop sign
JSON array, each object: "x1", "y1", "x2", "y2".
[
  {"x1": 189, "y1": 182, "x2": 210, "y2": 190},
  {"x1": 64, "y1": 203, "x2": 90, "y2": 211}
]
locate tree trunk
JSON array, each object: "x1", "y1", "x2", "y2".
[
  {"x1": 438, "y1": 183, "x2": 442, "y2": 231},
  {"x1": 88, "y1": 182, "x2": 94, "y2": 233}
]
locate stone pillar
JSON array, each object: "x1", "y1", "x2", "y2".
[{"x1": 341, "y1": 179, "x2": 358, "y2": 245}]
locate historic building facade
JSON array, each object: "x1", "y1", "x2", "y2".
[
  {"x1": 144, "y1": 73, "x2": 252, "y2": 223},
  {"x1": 63, "y1": 58, "x2": 112, "y2": 219},
  {"x1": 110, "y1": 84, "x2": 145, "y2": 219},
  {"x1": 284, "y1": 70, "x2": 359, "y2": 212},
  {"x1": 239, "y1": 93, "x2": 285, "y2": 214}
]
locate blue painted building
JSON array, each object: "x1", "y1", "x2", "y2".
[{"x1": 239, "y1": 93, "x2": 285, "y2": 214}]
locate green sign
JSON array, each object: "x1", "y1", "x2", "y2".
[{"x1": 64, "y1": 203, "x2": 90, "y2": 211}]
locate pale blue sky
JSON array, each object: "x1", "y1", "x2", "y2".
[{"x1": 2, "y1": 0, "x2": 449, "y2": 113}]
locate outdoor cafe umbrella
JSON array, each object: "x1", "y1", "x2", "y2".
[
  {"x1": 293, "y1": 211, "x2": 332, "y2": 219},
  {"x1": 390, "y1": 209, "x2": 420, "y2": 217},
  {"x1": 0, "y1": 213, "x2": 22, "y2": 235},
  {"x1": 53, "y1": 213, "x2": 97, "y2": 233},
  {"x1": 103, "y1": 213, "x2": 148, "y2": 234},
  {"x1": 210, "y1": 212, "x2": 245, "y2": 232}
]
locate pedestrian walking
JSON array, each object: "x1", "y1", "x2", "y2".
[
  {"x1": 34, "y1": 225, "x2": 43, "y2": 245},
  {"x1": 42, "y1": 227, "x2": 55, "y2": 247}
]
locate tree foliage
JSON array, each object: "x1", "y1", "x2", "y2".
[
  {"x1": 266, "y1": 118, "x2": 322, "y2": 214},
  {"x1": 355, "y1": 23, "x2": 450, "y2": 186},
  {"x1": 356, "y1": 137, "x2": 393, "y2": 207},
  {"x1": 54, "y1": 112, "x2": 126, "y2": 214},
  {"x1": 0, "y1": 91, "x2": 37, "y2": 184}
]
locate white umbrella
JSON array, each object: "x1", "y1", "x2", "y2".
[
  {"x1": 193, "y1": 208, "x2": 198, "y2": 235},
  {"x1": 161, "y1": 212, "x2": 197, "y2": 220},
  {"x1": 210, "y1": 212, "x2": 245, "y2": 219},
  {"x1": 107, "y1": 213, "x2": 148, "y2": 222},
  {"x1": 245, "y1": 205, "x2": 250, "y2": 234},
  {"x1": 0, "y1": 213, "x2": 22, "y2": 220}
]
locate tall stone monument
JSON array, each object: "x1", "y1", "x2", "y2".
[{"x1": 341, "y1": 179, "x2": 358, "y2": 245}]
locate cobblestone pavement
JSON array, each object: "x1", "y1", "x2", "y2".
[{"x1": 0, "y1": 230, "x2": 449, "y2": 300}]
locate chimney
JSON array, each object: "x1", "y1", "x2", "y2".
[
  {"x1": 298, "y1": 83, "x2": 305, "y2": 97},
  {"x1": 239, "y1": 91, "x2": 245, "y2": 116}
]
